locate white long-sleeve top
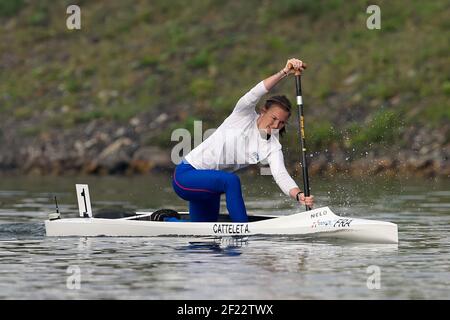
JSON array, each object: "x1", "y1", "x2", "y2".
[{"x1": 184, "y1": 81, "x2": 299, "y2": 196}]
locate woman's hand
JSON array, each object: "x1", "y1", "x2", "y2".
[
  {"x1": 264, "y1": 58, "x2": 308, "y2": 92},
  {"x1": 283, "y1": 58, "x2": 307, "y2": 75},
  {"x1": 290, "y1": 188, "x2": 314, "y2": 207},
  {"x1": 297, "y1": 192, "x2": 314, "y2": 207}
]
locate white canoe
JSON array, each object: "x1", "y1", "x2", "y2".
[{"x1": 45, "y1": 206, "x2": 398, "y2": 244}]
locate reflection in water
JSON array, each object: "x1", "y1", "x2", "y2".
[
  {"x1": 178, "y1": 237, "x2": 249, "y2": 256},
  {"x1": 244, "y1": 237, "x2": 399, "y2": 274}
]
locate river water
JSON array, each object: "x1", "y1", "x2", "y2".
[{"x1": 0, "y1": 173, "x2": 448, "y2": 299}]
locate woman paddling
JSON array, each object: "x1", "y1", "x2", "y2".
[{"x1": 173, "y1": 58, "x2": 314, "y2": 222}]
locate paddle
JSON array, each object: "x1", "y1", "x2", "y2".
[{"x1": 293, "y1": 66, "x2": 311, "y2": 211}]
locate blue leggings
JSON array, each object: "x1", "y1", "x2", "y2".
[{"x1": 172, "y1": 161, "x2": 248, "y2": 222}]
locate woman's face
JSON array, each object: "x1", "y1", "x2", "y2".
[{"x1": 257, "y1": 105, "x2": 290, "y2": 135}]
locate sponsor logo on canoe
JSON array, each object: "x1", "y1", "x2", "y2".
[
  {"x1": 213, "y1": 223, "x2": 250, "y2": 234},
  {"x1": 311, "y1": 219, "x2": 334, "y2": 228},
  {"x1": 311, "y1": 219, "x2": 353, "y2": 228},
  {"x1": 333, "y1": 218, "x2": 353, "y2": 228},
  {"x1": 310, "y1": 210, "x2": 328, "y2": 219}
]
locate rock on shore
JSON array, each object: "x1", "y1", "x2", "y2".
[{"x1": 0, "y1": 118, "x2": 448, "y2": 178}]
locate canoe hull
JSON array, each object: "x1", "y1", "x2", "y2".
[{"x1": 45, "y1": 206, "x2": 398, "y2": 244}]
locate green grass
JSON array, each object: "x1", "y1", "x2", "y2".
[
  {"x1": 19, "y1": 125, "x2": 46, "y2": 137},
  {"x1": 0, "y1": 0, "x2": 448, "y2": 156},
  {"x1": 442, "y1": 81, "x2": 450, "y2": 96},
  {"x1": 307, "y1": 121, "x2": 339, "y2": 150},
  {"x1": 13, "y1": 107, "x2": 34, "y2": 120},
  {"x1": 189, "y1": 78, "x2": 215, "y2": 99},
  {"x1": 349, "y1": 110, "x2": 402, "y2": 148},
  {"x1": 420, "y1": 103, "x2": 450, "y2": 125},
  {"x1": 0, "y1": 0, "x2": 25, "y2": 18}
]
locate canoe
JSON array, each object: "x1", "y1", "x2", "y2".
[
  {"x1": 45, "y1": 184, "x2": 398, "y2": 243},
  {"x1": 45, "y1": 206, "x2": 398, "y2": 244}
]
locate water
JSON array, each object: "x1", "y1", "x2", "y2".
[{"x1": 0, "y1": 174, "x2": 449, "y2": 299}]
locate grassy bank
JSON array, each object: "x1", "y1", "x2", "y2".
[{"x1": 0, "y1": 0, "x2": 449, "y2": 162}]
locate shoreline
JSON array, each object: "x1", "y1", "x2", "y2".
[
  {"x1": 1, "y1": 119, "x2": 448, "y2": 179},
  {"x1": 0, "y1": 153, "x2": 448, "y2": 178}
]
